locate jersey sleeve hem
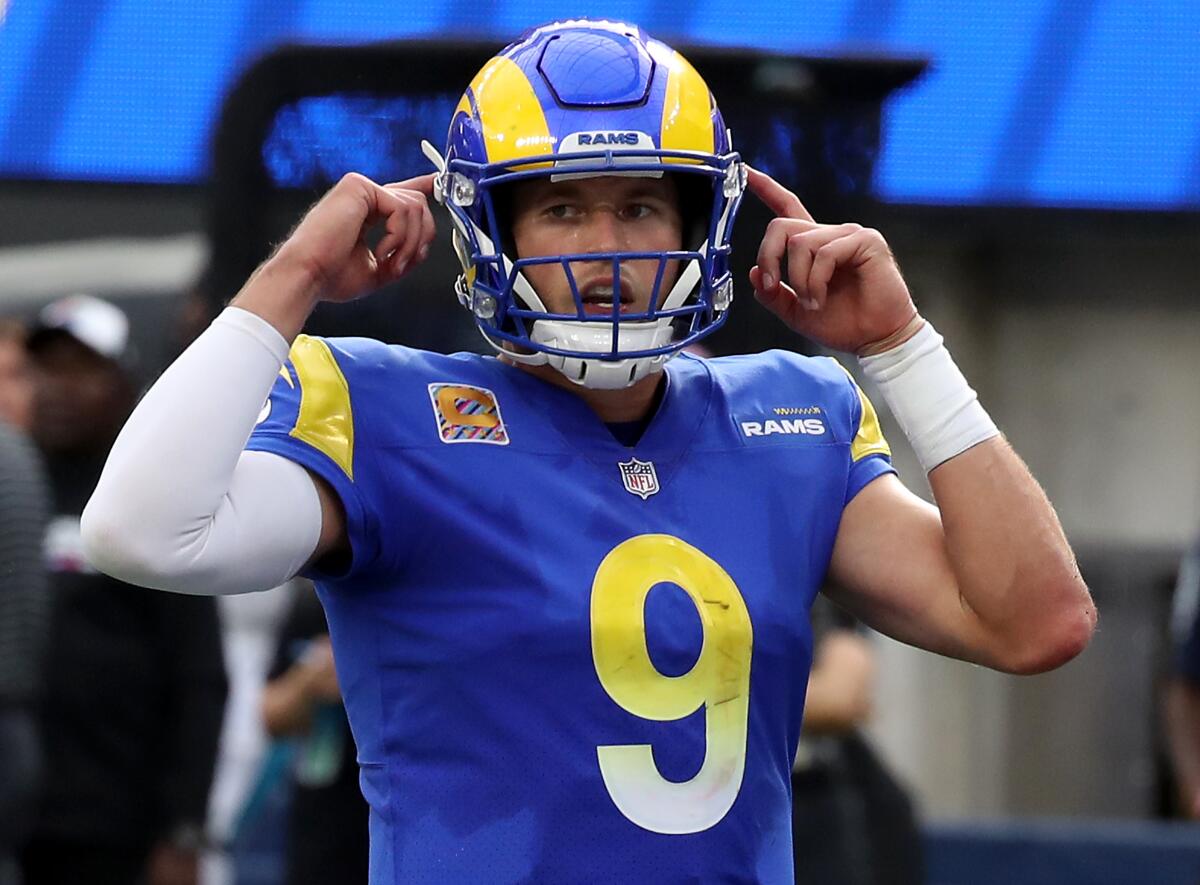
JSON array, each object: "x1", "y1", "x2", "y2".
[{"x1": 845, "y1": 453, "x2": 896, "y2": 505}]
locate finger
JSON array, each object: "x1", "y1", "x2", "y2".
[
  {"x1": 753, "y1": 276, "x2": 806, "y2": 328},
  {"x1": 382, "y1": 191, "x2": 438, "y2": 274},
  {"x1": 372, "y1": 196, "x2": 408, "y2": 262},
  {"x1": 373, "y1": 222, "x2": 406, "y2": 269},
  {"x1": 384, "y1": 172, "x2": 437, "y2": 196},
  {"x1": 786, "y1": 224, "x2": 863, "y2": 309},
  {"x1": 807, "y1": 230, "x2": 875, "y2": 303},
  {"x1": 416, "y1": 198, "x2": 436, "y2": 262},
  {"x1": 755, "y1": 217, "x2": 817, "y2": 293},
  {"x1": 361, "y1": 180, "x2": 409, "y2": 229},
  {"x1": 745, "y1": 165, "x2": 815, "y2": 222},
  {"x1": 749, "y1": 264, "x2": 764, "y2": 292},
  {"x1": 785, "y1": 234, "x2": 820, "y2": 310},
  {"x1": 389, "y1": 198, "x2": 426, "y2": 277}
]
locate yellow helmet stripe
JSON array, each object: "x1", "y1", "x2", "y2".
[
  {"x1": 469, "y1": 56, "x2": 556, "y2": 165},
  {"x1": 452, "y1": 91, "x2": 472, "y2": 122},
  {"x1": 659, "y1": 51, "x2": 715, "y2": 161},
  {"x1": 288, "y1": 335, "x2": 355, "y2": 480}
]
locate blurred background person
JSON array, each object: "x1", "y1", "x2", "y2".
[
  {"x1": 258, "y1": 587, "x2": 369, "y2": 885},
  {"x1": 1163, "y1": 543, "x2": 1200, "y2": 819},
  {"x1": 19, "y1": 295, "x2": 227, "y2": 885},
  {"x1": 0, "y1": 317, "x2": 51, "y2": 885},
  {"x1": 792, "y1": 598, "x2": 923, "y2": 885},
  {"x1": 201, "y1": 587, "x2": 294, "y2": 885}
]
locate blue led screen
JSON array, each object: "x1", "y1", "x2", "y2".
[{"x1": 0, "y1": 0, "x2": 1197, "y2": 209}]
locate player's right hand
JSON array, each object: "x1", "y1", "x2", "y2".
[{"x1": 272, "y1": 172, "x2": 437, "y2": 305}]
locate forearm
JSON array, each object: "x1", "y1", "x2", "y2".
[
  {"x1": 230, "y1": 253, "x2": 322, "y2": 344},
  {"x1": 842, "y1": 320, "x2": 1094, "y2": 672},
  {"x1": 929, "y1": 437, "x2": 1093, "y2": 670}
]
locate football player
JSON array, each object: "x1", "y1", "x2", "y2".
[{"x1": 83, "y1": 20, "x2": 1095, "y2": 883}]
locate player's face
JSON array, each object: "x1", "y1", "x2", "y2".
[{"x1": 509, "y1": 175, "x2": 684, "y2": 317}]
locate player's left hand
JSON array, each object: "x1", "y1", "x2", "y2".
[{"x1": 746, "y1": 167, "x2": 918, "y2": 354}]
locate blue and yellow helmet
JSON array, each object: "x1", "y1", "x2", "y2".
[{"x1": 424, "y1": 19, "x2": 746, "y2": 389}]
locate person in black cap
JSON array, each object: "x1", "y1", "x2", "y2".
[
  {"x1": 20, "y1": 295, "x2": 227, "y2": 885},
  {"x1": 26, "y1": 294, "x2": 139, "y2": 462}
]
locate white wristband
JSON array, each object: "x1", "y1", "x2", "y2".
[{"x1": 857, "y1": 321, "x2": 999, "y2": 473}]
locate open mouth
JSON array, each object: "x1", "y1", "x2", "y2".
[{"x1": 580, "y1": 280, "x2": 635, "y2": 316}]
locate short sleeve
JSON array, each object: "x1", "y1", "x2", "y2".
[
  {"x1": 837, "y1": 362, "x2": 896, "y2": 504},
  {"x1": 245, "y1": 335, "x2": 380, "y2": 582}
]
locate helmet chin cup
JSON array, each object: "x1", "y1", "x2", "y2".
[
  {"x1": 531, "y1": 319, "x2": 675, "y2": 390},
  {"x1": 551, "y1": 353, "x2": 671, "y2": 390}
]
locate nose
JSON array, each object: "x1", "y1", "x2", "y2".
[{"x1": 580, "y1": 208, "x2": 626, "y2": 254}]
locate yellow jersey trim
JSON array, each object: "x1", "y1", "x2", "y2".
[
  {"x1": 834, "y1": 361, "x2": 891, "y2": 462},
  {"x1": 288, "y1": 336, "x2": 355, "y2": 480}
]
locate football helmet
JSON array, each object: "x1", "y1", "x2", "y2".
[{"x1": 425, "y1": 19, "x2": 745, "y2": 389}]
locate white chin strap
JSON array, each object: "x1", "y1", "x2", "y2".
[
  {"x1": 530, "y1": 320, "x2": 675, "y2": 389},
  {"x1": 512, "y1": 251, "x2": 703, "y2": 389}
]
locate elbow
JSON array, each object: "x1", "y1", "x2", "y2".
[
  {"x1": 80, "y1": 495, "x2": 149, "y2": 585},
  {"x1": 80, "y1": 495, "x2": 199, "y2": 593},
  {"x1": 1003, "y1": 580, "x2": 1098, "y2": 676}
]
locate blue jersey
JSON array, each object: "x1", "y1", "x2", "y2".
[{"x1": 247, "y1": 341, "x2": 893, "y2": 884}]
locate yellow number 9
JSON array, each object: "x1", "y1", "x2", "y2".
[{"x1": 591, "y1": 534, "x2": 754, "y2": 834}]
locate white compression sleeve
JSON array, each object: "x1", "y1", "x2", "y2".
[{"x1": 82, "y1": 307, "x2": 323, "y2": 595}]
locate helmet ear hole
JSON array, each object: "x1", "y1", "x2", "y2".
[
  {"x1": 488, "y1": 184, "x2": 516, "y2": 248},
  {"x1": 673, "y1": 174, "x2": 714, "y2": 250}
]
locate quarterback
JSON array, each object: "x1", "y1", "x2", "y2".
[{"x1": 84, "y1": 20, "x2": 1096, "y2": 884}]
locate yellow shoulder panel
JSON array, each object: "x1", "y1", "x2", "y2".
[
  {"x1": 851, "y1": 382, "x2": 891, "y2": 462},
  {"x1": 833, "y1": 361, "x2": 891, "y2": 462},
  {"x1": 287, "y1": 335, "x2": 354, "y2": 480}
]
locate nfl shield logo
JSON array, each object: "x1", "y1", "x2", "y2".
[{"x1": 618, "y1": 458, "x2": 659, "y2": 500}]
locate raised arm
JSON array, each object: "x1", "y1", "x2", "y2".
[
  {"x1": 81, "y1": 173, "x2": 436, "y2": 594},
  {"x1": 746, "y1": 167, "x2": 1096, "y2": 674}
]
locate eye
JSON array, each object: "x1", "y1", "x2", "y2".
[
  {"x1": 622, "y1": 203, "x2": 655, "y2": 220},
  {"x1": 546, "y1": 203, "x2": 580, "y2": 219}
]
